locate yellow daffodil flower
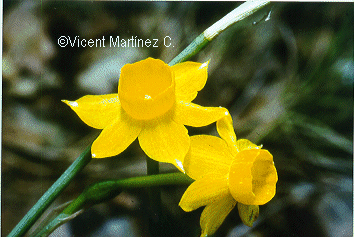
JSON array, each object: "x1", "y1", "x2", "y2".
[
  {"x1": 62, "y1": 58, "x2": 228, "y2": 170},
  {"x1": 179, "y1": 114, "x2": 277, "y2": 236}
]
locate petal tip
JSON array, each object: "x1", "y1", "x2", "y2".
[
  {"x1": 179, "y1": 202, "x2": 193, "y2": 212},
  {"x1": 62, "y1": 100, "x2": 78, "y2": 107},
  {"x1": 71, "y1": 101, "x2": 79, "y2": 107},
  {"x1": 199, "y1": 60, "x2": 210, "y2": 70},
  {"x1": 175, "y1": 159, "x2": 185, "y2": 173}
]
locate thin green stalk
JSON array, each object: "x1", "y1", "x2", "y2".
[
  {"x1": 7, "y1": 145, "x2": 92, "y2": 237},
  {"x1": 169, "y1": 1, "x2": 270, "y2": 66},
  {"x1": 146, "y1": 157, "x2": 161, "y2": 212},
  {"x1": 145, "y1": 157, "x2": 163, "y2": 235},
  {"x1": 169, "y1": 34, "x2": 209, "y2": 66},
  {"x1": 35, "y1": 173, "x2": 194, "y2": 237}
]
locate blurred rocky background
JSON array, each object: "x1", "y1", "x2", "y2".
[{"x1": 2, "y1": 1, "x2": 353, "y2": 237}]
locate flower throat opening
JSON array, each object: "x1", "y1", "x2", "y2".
[{"x1": 118, "y1": 58, "x2": 176, "y2": 120}]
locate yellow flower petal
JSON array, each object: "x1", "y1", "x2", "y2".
[
  {"x1": 174, "y1": 101, "x2": 229, "y2": 127},
  {"x1": 179, "y1": 173, "x2": 229, "y2": 212},
  {"x1": 200, "y1": 193, "x2": 237, "y2": 237},
  {"x1": 62, "y1": 94, "x2": 120, "y2": 129},
  {"x1": 138, "y1": 115, "x2": 189, "y2": 170},
  {"x1": 184, "y1": 135, "x2": 233, "y2": 180},
  {"x1": 91, "y1": 110, "x2": 142, "y2": 158},
  {"x1": 229, "y1": 149, "x2": 277, "y2": 205},
  {"x1": 237, "y1": 139, "x2": 262, "y2": 152},
  {"x1": 237, "y1": 203, "x2": 259, "y2": 227},
  {"x1": 216, "y1": 113, "x2": 238, "y2": 156},
  {"x1": 172, "y1": 61, "x2": 209, "y2": 102},
  {"x1": 118, "y1": 58, "x2": 175, "y2": 120}
]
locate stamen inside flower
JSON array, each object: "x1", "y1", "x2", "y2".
[{"x1": 118, "y1": 58, "x2": 175, "y2": 120}]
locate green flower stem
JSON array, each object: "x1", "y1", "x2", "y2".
[
  {"x1": 169, "y1": 34, "x2": 209, "y2": 66},
  {"x1": 7, "y1": 145, "x2": 92, "y2": 237},
  {"x1": 35, "y1": 173, "x2": 194, "y2": 237},
  {"x1": 146, "y1": 157, "x2": 161, "y2": 211},
  {"x1": 168, "y1": 1, "x2": 270, "y2": 66},
  {"x1": 145, "y1": 157, "x2": 163, "y2": 235}
]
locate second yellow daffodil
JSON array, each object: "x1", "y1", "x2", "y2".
[
  {"x1": 179, "y1": 114, "x2": 278, "y2": 236},
  {"x1": 62, "y1": 58, "x2": 228, "y2": 170}
]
